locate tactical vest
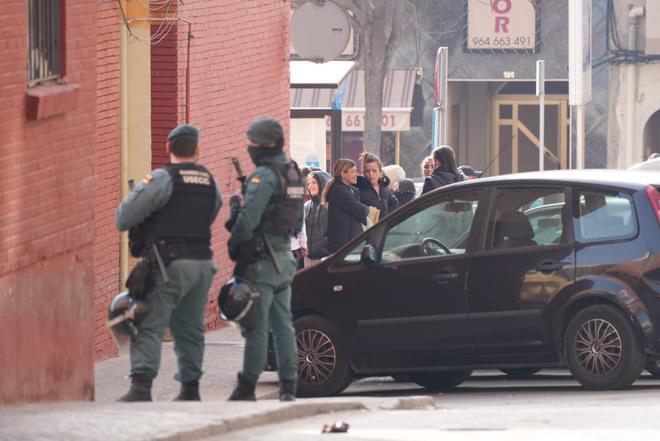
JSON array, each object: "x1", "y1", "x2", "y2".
[
  {"x1": 257, "y1": 161, "x2": 305, "y2": 237},
  {"x1": 142, "y1": 163, "x2": 217, "y2": 259}
]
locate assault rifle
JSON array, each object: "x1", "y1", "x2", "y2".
[
  {"x1": 224, "y1": 157, "x2": 246, "y2": 232},
  {"x1": 225, "y1": 157, "x2": 281, "y2": 274}
]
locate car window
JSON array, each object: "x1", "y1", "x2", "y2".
[
  {"x1": 487, "y1": 188, "x2": 566, "y2": 250},
  {"x1": 336, "y1": 239, "x2": 366, "y2": 266},
  {"x1": 380, "y1": 190, "x2": 481, "y2": 262},
  {"x1": 574, "y1": 190, "x2": 636, "y2": 243}
]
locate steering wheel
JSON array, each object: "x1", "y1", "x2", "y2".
[{"x1": 421, "y1": 237, "x2": 451, "y2": 256}]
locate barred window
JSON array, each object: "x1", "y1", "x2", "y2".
[{"x1": 28, "y1": 0, "x2": 62, "y2": 84}]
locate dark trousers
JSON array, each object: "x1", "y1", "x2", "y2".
[{"x1": 291, "y1": 249, "x2": 304, "y2": 270}]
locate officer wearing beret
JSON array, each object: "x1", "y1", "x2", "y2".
[
  {"x1": 227, "y1": 117, "x2": 304, "y2": 401},
  {"x1": 115, "y1": 124, "x2": 222, "y2": 402}
]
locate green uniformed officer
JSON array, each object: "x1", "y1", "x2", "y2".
[
  {"x1": 227, "y1": 117, "x2": 304, "y2": 401},
  {"x1": 115, "y1": 124, "x2": 222, "y2": 402}
]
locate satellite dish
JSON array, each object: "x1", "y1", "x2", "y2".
[{"x1": 290, "y1": 1, "x2": 351, "y2": 62}]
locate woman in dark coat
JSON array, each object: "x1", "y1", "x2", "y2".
[
  {"x1": 304, "y1": 170, "x2": 331, "y2": 266},
  {"x1": 355, "y1": 152, "x2": 399, "y2": 220},
  {"x1": 421, "y1": 145, "x2": 463, "y2": 194},
  {"x1": 323, "y1": 159, "x2": 376, "y2": 254},
  {"x1": 393, "y1": 179, "x2": 416, "y2": 206}
]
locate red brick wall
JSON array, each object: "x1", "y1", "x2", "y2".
[
  {"x1": 0, "y1": 0, "x2": 97, "y2": 403},
  {"x1": 174, "y1": 1, "x2": 291, "y2": 329},
  {"x1": 151, "y1": 3, "x2": 179, "y2": 169},
  {"x1": 93, "y1": 1, "x2": 122, "y2": 361}
]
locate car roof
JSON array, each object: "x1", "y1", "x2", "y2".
[{"x1": 457, "y1": 169, "x2": 660, "y2": 191}]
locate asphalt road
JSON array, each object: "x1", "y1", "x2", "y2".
[{"x1": 207, "y1": 369, "x2": 660, "y2": 440}]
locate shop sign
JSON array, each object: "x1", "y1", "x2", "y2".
[
  {"x1": 466, "y1": 0, "x2": 539, "y2": 52},
  {"x1": 325, "y1": 109, "x2": 411, "y2": 132}
]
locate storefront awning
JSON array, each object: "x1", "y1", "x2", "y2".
[
  {"x1": 290, "y1": 60, "x2": 356, "y2": 89},
  {"x1": 290, "y1": 70, "x2": 416, "y2": 131}
]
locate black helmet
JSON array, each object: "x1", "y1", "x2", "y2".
[
  {"x1": 218, "y1": 277, "x2": 261, "y2": 330},
  {"x1": 107, "y1": 292, "x2": 149, "y2": 347},
  {"x1": 246, "y1": 117, "x2": 284, "y2": 147}
]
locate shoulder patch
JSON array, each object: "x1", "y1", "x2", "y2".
[
  {"x1": 250, "y1": 176, "x2": 261, "y2": 185},
  {"x1": 142, "y1": 173, "x2": 153, "y2": 184}
]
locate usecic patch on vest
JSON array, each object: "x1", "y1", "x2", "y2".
[
  {"x1": 142, "y1": 174, "x2": 153, "y2": 184},
  {"x1": 287, "y1": 186, "x2": 305, "y2": 199},
  {"x1": 250, "y1": 177, "x2": 261, "y2": 185}
]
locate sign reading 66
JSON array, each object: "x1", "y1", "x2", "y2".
[{"x1": 325, "y1": 111, "x2": 411, "y2": 132}]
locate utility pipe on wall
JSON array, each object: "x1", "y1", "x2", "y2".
[
  {"x1": 625, "y1": 6, "x2": 644, "y2": 167},
  {"x1": 119, "y1": 23, "x2": 129, "y2": 287}
]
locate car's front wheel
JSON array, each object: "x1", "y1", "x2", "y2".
[
  {"x1": 410, "y1": 370, "x2": 472, "y2": 391},
  {"x1": 295, "y1": 315, "x2": 353, "y2": 397},
  {"x1": 564, "y1": 304, "x2": 645, "y2": 390}
]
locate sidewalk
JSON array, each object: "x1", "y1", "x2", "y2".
[
  {"x1": 2, "y1": 326, "x2": 435, "y2": 441},
  {"x1": 0, "y1": 399, "x2": 374, "y2": 441},
  {"x1": 94, "y1": 325, "x2": 277, "y2": 403}
]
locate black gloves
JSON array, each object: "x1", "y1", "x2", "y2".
[
  {"x1": 228, "y1": 241, "x2": 259, "y2": 263},
  {"x1": 228, "y1": 242, "x2": 240, "y2": 261}
]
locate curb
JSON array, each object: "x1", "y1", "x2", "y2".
[
  {"x1": 154, "y1": 401, "x2": 369, "y2": 441},
  {"x1": 376, "y1": 395, "x2": 437, "y2": 411}
]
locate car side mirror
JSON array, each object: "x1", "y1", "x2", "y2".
[{"x1": 360, "y1": 244, "x2": 378, "y2": 265}]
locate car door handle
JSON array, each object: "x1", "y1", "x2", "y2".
[
  {"x1": 535, "y1": 261, "x2": 564, "y2": 273},
  {"x1": 432, "y1": 272, "x2": 458, "y2": 283}
]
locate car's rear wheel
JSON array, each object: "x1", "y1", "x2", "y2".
[
  {"x1": 295, "y1": 315, "x2": 353, "y2": 397},
  {"x1": 410, "y1": 370, "x2": 472, "y2": 391},
  {"x1": 500, "y1": 368, "x2": 541, "y2": 379},
  {"x1": 564, "y1": 304, "x2": 645, "y2": 390},
  {"x1": 646, "y1": 360, "x2": 660, "y2": 378}
]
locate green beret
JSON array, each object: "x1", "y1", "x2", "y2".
[
  {"x1": 167, "y1": 124, "x2": 199, "y2": 143},
  {"x1": 247, "y1": 117, "x2": 284, "y2": 146}
]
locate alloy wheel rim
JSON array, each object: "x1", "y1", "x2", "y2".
[
  {"x1": 574, "y1": 318, "x2": 622, "y2": 376},
  {"x1": 297, "y1": 329, "x2": 336, "y2": 385}
]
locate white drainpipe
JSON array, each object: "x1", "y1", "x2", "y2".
[{"x1": 625, "y1": 6, "x2": 645, "y2": 167}]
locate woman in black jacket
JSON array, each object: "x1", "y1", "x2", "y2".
[
  {"x1": 421, "y1": 145, "x2": 463, "y2": 194},
  {"x1": 355, "y1": 152, "x2": 399, "y2": 220},
  {"x1": 323, "y1": 159, "x2": 376, "y2": 254},
  {"x1": 304, "y1": 170, "x2": 331, "y2": 266}
]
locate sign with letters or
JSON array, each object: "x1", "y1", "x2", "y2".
[{"x1": 466, "y1": 0, "x2": 539, "y2": 52}]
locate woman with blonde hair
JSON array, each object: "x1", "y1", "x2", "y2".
[
  {"x1": 323, "y1": 159, "x2": 376, "y2": 253},
  {"x1": 421, "y1": 155, "x2": 434, "y2": 177},
  {"x1": 356, "y1": 152, "x2": 399, "y2": 219}
]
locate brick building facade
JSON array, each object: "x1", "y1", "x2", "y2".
[
  {"x1": 1, "y1": 0, "x2": 290, "y2": 403},
  {"x1": 0, "y1": 0, "x2": 98, "y2": 403}
]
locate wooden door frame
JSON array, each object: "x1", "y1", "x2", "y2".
[{"x1": 490, "y1": 95, "x2": 569, "y2": 175}]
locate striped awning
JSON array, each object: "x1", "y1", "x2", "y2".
[
  {"x1": 291, "y1": 70, "x2": 415, "y2": 108},
  {"x1": 290, "y1": 70, "x2": 416, "y2": 132}
]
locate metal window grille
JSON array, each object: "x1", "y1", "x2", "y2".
[{"x1": 28, "y1": 0, "x2": 62, "y2": 84}]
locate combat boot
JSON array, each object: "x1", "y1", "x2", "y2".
[
  {"x1": 174, "y1": 381, "x2": 200, "y2": 401},
  {"x1": 279, "y1": 378, "x2": 296, "y2": 402},
  {"x1": 227, "y1": 373, "x2": 257, "y2": 401},
  {"x1": 117, "y1": 374, "x2": 153, "y2": 402}
]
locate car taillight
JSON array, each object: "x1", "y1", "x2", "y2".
[{"x1": 646, "y1": 186, "x2": 660, "y2": 224}]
